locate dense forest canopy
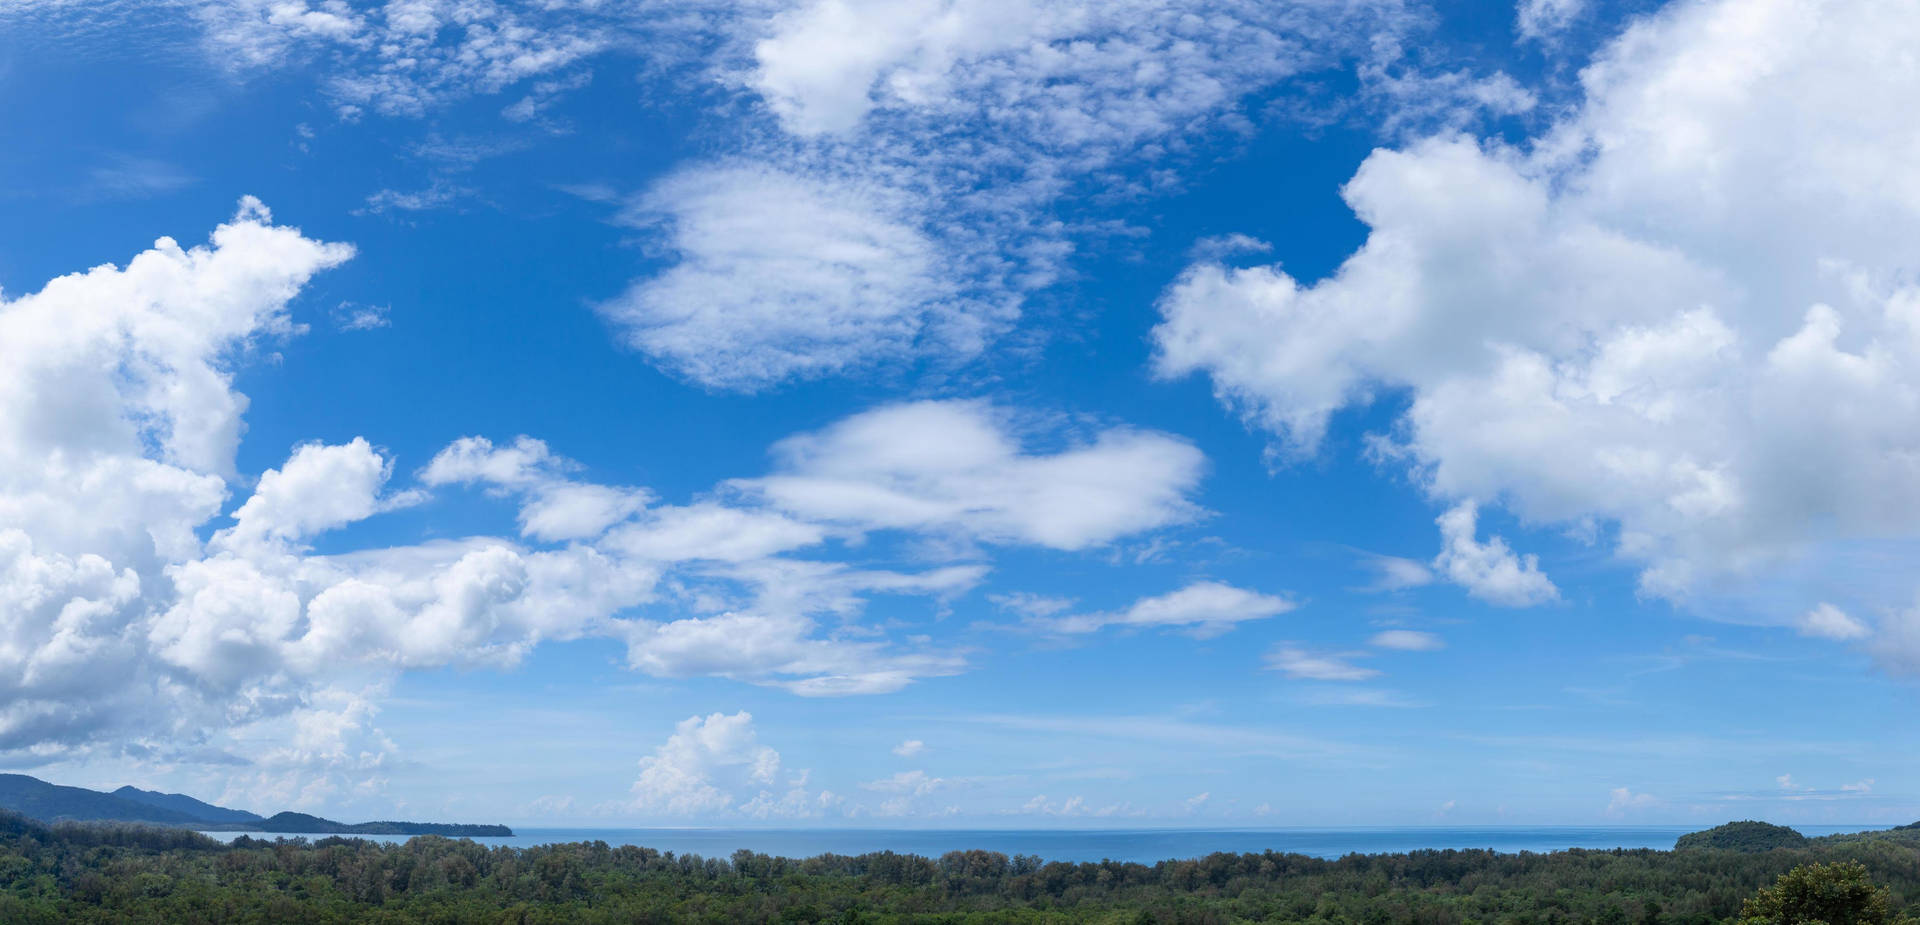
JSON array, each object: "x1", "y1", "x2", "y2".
[
  {"x1": 1677, "y1": 823, "x2": 1810, "y2": 854},
  {"x1": 5, "y1": 811, "x2": 1920, "y2": 923}
]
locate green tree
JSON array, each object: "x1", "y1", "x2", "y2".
[{"x1": 1739, "y1": 861, "x2": 1906, "y2": 925}]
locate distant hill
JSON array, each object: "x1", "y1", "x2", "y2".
[
  {"x1": 0, "y1": 774, "x2": 205, "y2": 825},
  {"x1": 0, "y1": 774, "x2": 509, "y2": 837},
  {"x1": 241, "y1": 812, "x2": 512, "y2": 837},
  {"x1": 111, "y1": 785, "x2": 263, "y2": 825},
  {"x1": 1675, "y1": 820, "x2": 1808, "y2": 851}
]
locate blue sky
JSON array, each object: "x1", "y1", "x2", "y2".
[{"x1": 1, "y1": 0, "x2": 1915, "y2": 828}]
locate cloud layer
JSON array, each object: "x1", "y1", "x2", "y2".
[
  {"x1": 1155, "y1": 0, "x2": 1920, "y2": 648},
  {"x1": 0, "y1": 205, "x2": 1216, "y2": 789}
]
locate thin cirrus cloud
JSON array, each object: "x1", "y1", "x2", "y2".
[
  {"x1": 1265, "y1": 646, "x2": 1381, "y2": 682},
  {"x1": 1154, "y1": 0, "x2": 1920, "y2": 663},
  {"x1": 1031, "y1": 581, "x2": 1295, "y2": 639},
  {"x1": 1368, "y1": 630, "x2": 1444, "y2": 651}
]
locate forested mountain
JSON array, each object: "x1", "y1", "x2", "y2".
[
  {"x1": 108, "y1": 786, "x2": 262, "y2": 826},
  {"x1": 0, "y1": 775, "x2": 507, "y2": 836},
  {"x1": 0, "y1": 775, "x2": 204, "y2": 826}
]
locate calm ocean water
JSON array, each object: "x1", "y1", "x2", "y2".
[{"x1": 198, "y1": 825, "x2": 1885, "y2": 863}]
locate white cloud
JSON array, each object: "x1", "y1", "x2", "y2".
[
  {"x1": 1368, "y1": 629, "x2": 1444, "y2": 651},
  {"x1": 741, "y1": 400, "x2": 1205, "y2": 550},
  {"x1": 861, "y1": 769, "x2": 943, "y2": 796},
  {"x1": 1361, "y1": 63, "x2": 1536, "y2": 139},
  {"x1": 1432, "y1": 502, "x2": 1559, "y2": 607},
  {"x1": 1039, "y1": 581, "x2": 1294, "y2": 638},
  {"x1": 221, "y1": 439, "x2": 408, "y2": 551},
  {"x1": 742, "y1": 0, "x2": 1409, "y2": 152},
  {"x1": 749, "y1": 0, "x2": 1062, "y2": 137},
  {"x1": 1797, "y1": 603, "x2": 1869, "y2": 641},
  {"x1": 359, "y1": 182, "x2": 473, "y2": 214},
  {"x1": 331, "y1": 302, "x2": 390, "y2": 330},
  {"x1": 14, "y1": 0, "x2": 1457, "y2": 397},
  {"x1": 1360, "y1": 554, "x2": 1434, "y2": 592},
  {"x1": 1265, "y1": 646, "x2": 1380, "y2": 682},
  {"x1": 619, "y1": 607, "x2": 968, "y2": 696},
  {"x1": 593, "y1": 0, "x2": 1424, "y2": 390},
  {"x1": 3, "y1": 203, "x2": 1211, "y2": 781},
  {"x1": 1516, "y1": 0, "x2": 1586, "y2": 41},
  {"x1": 603, "y1": 503, "x2": 826, "y2": 563},
  {"x1": 197, "y1": 0, "x2": 606, "y2": 117},
  {"x1": 1605, "y1": 786, "x2": 1658, "y2": 816},
  {"x1": 1155, "y1": 0, "x2": 1920, "y2": 625},
  {"x1": 891, "y1": 738, "x2": 926, "y2": 758},
  {"x1": 0, "y1": 192, "x2": 1276, "y2": 828},
  {"x1": 602, "y1": 164, "x2": 989, "y2": 389},
  {"x1": 0, "y1": 198, "x2": 353, "y2": 750},
  {"x1": 630, "y1": 711, "x2": 794, "y2": 816},
  {"x1": 988, "y1": 592, "x2": 1075, "y2": 620},
  {"x1": 423, "y1": 436, "x2": 651, "y2": 541}
]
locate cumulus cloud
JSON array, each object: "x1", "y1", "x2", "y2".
[
  {"x1": 1605, "y1": 786, "x2": 1658, "y2": 816},
  {"x1": 423, "y1": 436, "x2": 651, "y2": 542},
  {"x1": 1159, "y1": 0, "x2": 1920, "y2": 625},
  {"x1": 892, "y1": 739, "x2": 926, "y2": 758},
  {"x1": 0, "y1": 203, "x2": 1215, "y2": 796},
  {"x1": 630, "y1": 711, "x2": 793, "y2": 816},
  {"x1": 740, "y1": 400, "x2": 1205, "y2": 550},
  {"x1": 223, "y1": 439, "x2": 412, "y2": 550},
  {"x1": 0, "y1": 202, "x2": 637, "y2": 796},
  {"x1": 1432, "y1": 502, "x2": 1559, "y2": 607},
  {"x1": 1037, "y1": 581, "x2": 1294, "y2": 638},
  {"x1": 0, "y1": 198, "x2": 350, "y2": 753},
  {"x1": 1797, "y1": 603, "x2": 1869, "y2": 642}
]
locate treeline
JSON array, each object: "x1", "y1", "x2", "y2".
[{"x1": 3, "y1": 809, "x2": 1919, "y2": 923}]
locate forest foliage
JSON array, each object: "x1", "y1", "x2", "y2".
[{"x1": 4, "y1": 810, "x2": 1919, "y2": 924}]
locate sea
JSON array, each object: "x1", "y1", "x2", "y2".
[{"x1": 195, "y1": 825, "x2": 1887, "y2": 864}]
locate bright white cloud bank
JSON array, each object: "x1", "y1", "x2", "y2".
[
  {"x1": 1156, "y1": 0, "x2": 1920, "y2": 659},
  {"x1": 0, "y1": 204, "x2": 1215, "y2": 791}
]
